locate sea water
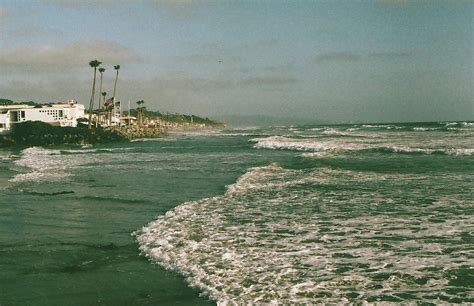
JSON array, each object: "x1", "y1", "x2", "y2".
[{"x1": 1, "y1": 122, "x2": 473, "y2": 304}]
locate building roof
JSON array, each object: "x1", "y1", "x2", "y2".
[
  {"x1": 0, "y1": 103, "x2": 85, "y2": 110},
  {"x1": 0, "y1": 105, "x2": 35, "y2": 110}
]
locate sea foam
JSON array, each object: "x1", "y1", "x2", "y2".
[
  {"x1": 136, "y1": 163, "x2": 474, "y2": 303},
  {"x1": 251, "y1": 136, "x2": 474, "y2": 156}
]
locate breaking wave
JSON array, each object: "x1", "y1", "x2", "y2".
[
  {"x1": 251, "y1": 136, "x2": 473, "y2": 156},
  {"x1": 10, "y1": 147, "x2": 74, "y2": 183},
  {"x1": 9, "y1": 147, "x2": 130, "y2": 183},
  {"x1": 136, "y1": 164, "x2": 474, "y2": 304}
]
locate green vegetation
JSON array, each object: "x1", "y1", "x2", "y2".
[
  {"x1": 0, "y1": 121, "x2": 127, "y2": 147},
  {"x1": 0, "y1": 99, "x2": 43, "y2": 107},
  {"x1": 0, "y1": 99, "x2": 69, "y2": 108}
]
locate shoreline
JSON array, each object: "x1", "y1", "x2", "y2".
[{"x1": 0, "y1": 121, "x2": 225, "y2": 148}]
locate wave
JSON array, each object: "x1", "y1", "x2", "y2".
[
  {"x1": 9, "y1": 147, "x2": 115, "y2": 183},
  {"x1": 13, "y1": 146, "x2": 131, "y2": 156},
  {"x1": 131, "y1": 138, "x2": 176, "y2": 142},
  {"x1": 251, "y1": 136, "x2": 345, "y2": 152},
  {"x1": 78, "y1": 195, "x2": 150, "y2": 204},
  {"x1": 225, "y1": 163, "x2": 308, "y2": 194},
  {"x1": 9, "y1": 146, "x2": 142, "y2": 183},
  {"x1": 377, "y1": 146, "x2": 474, "y2": 156},
  {"x1": 136, "y1": 164, "x2": 473, "y2": 303},
  {"x1": 9, "y1": 147, "x2": 72, "y2": 183},
  {"x1": 321, "y1": 128, "x2": 351, "y2": 136},
  {"x1": 444, "y1": 121, "x2": 474, "y2": 128},
  {"x1": 251, "y1": 136, "x2": 473, "y2": 156},
  {"x1": 59, "y1": 148, "x2": 115, "y2": 155},
  {"x1": 354, "y1": 122, "x2": 474, "y2": 132},
  {"x1": 22, "y1": 190, "x2": 75, "y2": 196}
]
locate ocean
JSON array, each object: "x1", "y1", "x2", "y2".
[{"x1": 1, "y1": 121, "x2": 473, "y2": 304}]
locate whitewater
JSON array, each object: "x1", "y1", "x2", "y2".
[
  {"x1": 1, "y1": 121, "x2": 473, "y2": 304},
  {"x1": 137, "y1": 122, "x2": 474, "y2": 304}
]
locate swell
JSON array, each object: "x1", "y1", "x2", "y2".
[
  {"x1": 78, "y1": 195, "x2": 151, "y2": 204},
  {"x1": 252, "y1": 136, "x2": 473, "y2": 156},
  {"x1": 21, "y1": 190, "x2": 75, "y2": 196},
  {"x1": 357, "y1": 121, "x2": 474, "y2": 130}
]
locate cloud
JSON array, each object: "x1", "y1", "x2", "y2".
[
  {"x1": 377, "y1": 0, "x2": 472, "y2": 7},
  {"x1": 0, "y1": 40, "x2": 142, "y2": 74},
  {"x1": 173, "y1": 54, "x2": 241, "y2": 64},
  {"x1": 0, "y1": 72, "x2": 299, "y2": 111},
  {"x1": 43, "y1": 0, "x2": 204, "y2": 20},
  {"x1": 239, "y1": 39, "x2": 279, "y2": 50},
  {"x1": 201, "y1": 39, "x2": 279, "y2": 54},
  {"x1": 145, "y1": 74, "x2": 298, "y2": 92},
  {"x1": 8, "y1": 26, "x2": 65, "y2": 39},
  {"x1": 0, "y1": 76, "x2": 234, "y2": 114},
  {"x1": 237, "y1": 76, "x2": 299, "y2": 87},
  {"x1": 315, "y1": 52, "x2": 359, "y2": 64},
  {"x1": 44, "y1": 0, "x2": 128, "y2": 8},
  {"x1": 0, "y1": 6, "x2": 8, "y2": 19},
  {"x1": 44, "y1": 0, "x2": 202, "y2": 8},
  {"x1": 378, "y1": 0, "x2": 414, "y2": 7},
  {"x1": 314, "y1": 50, "x2": 412, "y2": 64},
  {"x1": 155, "y1": 0, "x2": 202, "y2": 6},
  {"x1": 368, "y1": 51, "x2": 413, "y2": 59},
  {"x1": 261, "y1": 63, "x2": 296, "y2": 73}
]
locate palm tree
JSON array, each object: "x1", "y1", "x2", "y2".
[
  {"x1": 136, "y1": 100, "x2": 145, "y2": 127},
  {"x1": 97, "y1": 67, "x2": 105, "y2": 126},
  {"x1": 100, "y1": 91, "x2": 107, "y2": 125},
  {"x1": 88, "y1": 59, "x2": 102, "y2": 129},
  {"x1": 113, "y1": 65, "x2": 120, "y2": 98}
]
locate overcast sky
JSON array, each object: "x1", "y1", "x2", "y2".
[{"x1": 0, "y1": 0, "x2": 472, "y2": 123}]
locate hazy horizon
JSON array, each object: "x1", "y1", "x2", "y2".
[{"x1": 0, "y1": 0, "x2": 472, "y2": 124}]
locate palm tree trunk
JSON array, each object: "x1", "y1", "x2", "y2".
[
  {"x1": 113, "y1": 69, "x2": 119, "y2": 98},
  {"x1": 98, "y1": 73, "x2": 103, "y2": 126},
  {"x1": 88, "y1": 68, "x2": 97, "y2": 129}
]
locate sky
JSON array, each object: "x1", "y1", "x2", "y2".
[{"x1": 0, "y1": 0, "x2": 472, "y2": 123}]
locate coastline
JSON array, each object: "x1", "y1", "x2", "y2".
[{"x1": 0, "y1": 121, "x2": 224, "y2": 148}]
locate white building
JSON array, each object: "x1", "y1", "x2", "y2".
[{"x1": 0, "y1": 100, "x2": 85, "y2": 134}]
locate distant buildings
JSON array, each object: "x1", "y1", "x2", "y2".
[{"x1": 0, "y1": 100, "x2": 85, "y2": 134}]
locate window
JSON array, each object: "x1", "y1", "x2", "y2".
[{"x1": 11, "y1": 111, "x2": 19, "y2": 122}]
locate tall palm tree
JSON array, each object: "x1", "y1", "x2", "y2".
[
  {"x1": 112, "y1": 65, "x2": 120, "y2": 124},
  {"x1": 113, "y1": 65, "x2": 120, "y2": 98},
  {"x1": 88, "y1": 59, "x2": 102, "y2": 129},
  {"x1": 98, "y1": 67, "x2": 105, "y2": 125},
  {"x1": 100, "y1": 91, "x2": 107, "y2": 125}
]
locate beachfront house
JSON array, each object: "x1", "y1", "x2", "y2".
[{"x1": 0, "y1": 100, "x2": 85, "y2": 134}]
